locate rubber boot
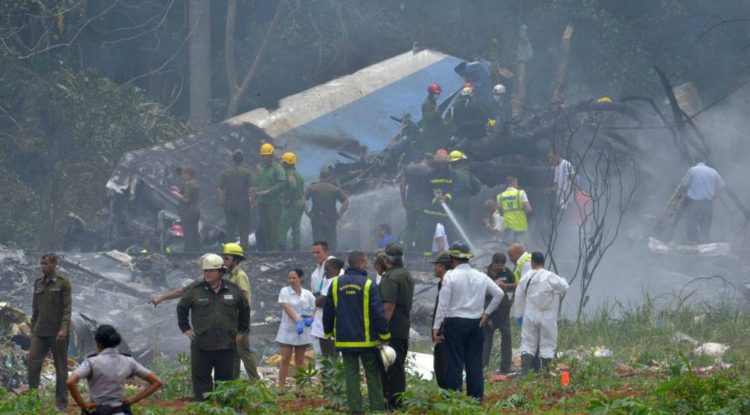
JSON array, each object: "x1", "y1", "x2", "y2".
[{"x1": 520, "y1": 354, "x2": 534, "y2": 375}]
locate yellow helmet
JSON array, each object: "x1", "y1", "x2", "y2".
[
  {"x1": 260, "y1": 143, "x2": 275, "y2": 156},
  {"x1": 487, "y1": 118, "x2": 497, "y2": 128},
  {"x1": 222, "y1": 242, "x2": 244, "y2": 259},
  {"x1": 448, "y1": 150, "x2": 467, "y2": 162},
  {"x1": 200, "y1": 253, "x2": 224, "y2": 270},
  {"x1": 596, "y1": 96, "x2": 613, "y2": 104},
  {"x1": 281, "y1": 152, "x2": 297, "y2": 165}
]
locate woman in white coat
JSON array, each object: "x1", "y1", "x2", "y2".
[
  {"x1": 276, "y1": 268, "x2": 316, "y2": 394},
  {"x1": 514, "y1": 252, "x2": 569, "y2": 373}
]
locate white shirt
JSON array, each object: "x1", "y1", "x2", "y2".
[
  {"x1": 276, "y1": 286, "x2": 316, "y2": 346},
  {"x1": 310, "y1": 256, "x2": 335, "y2": 295},
  {"x1": 432, "y1": 223, "x2": 449, "y2": 253},
  {"x1": 554, "y1": 159, "x2": 574, "y2": 206},
  {"x1": 683, "y1": 163, "x2": 725, "y2": 201},
  {"x1": 311, "y1": 276, "x2": 333, "y2": 338},
  {"x1": 433, "y1": 263, "x2": 505, "y2": 329}
]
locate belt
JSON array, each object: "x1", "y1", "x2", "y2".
[{"x1": 83, "y1": 403, "x2": 132, "y2": 415}]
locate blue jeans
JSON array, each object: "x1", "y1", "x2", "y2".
[{"x1": 444, "y1": 317, "x2": 485, "y2": 401}]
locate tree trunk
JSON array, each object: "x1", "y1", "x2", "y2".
[
  {"x1": 225, "y1": 0, "x2": 239, "y2": 96},
  {"x1": 225, "y1": 0, "x2": 286, "y2": 118},
  {"x1": 188, "y1": 0, "x2": 212, "y2": 128},
  {"x1": 552, "y1": 23, "x2": 574, "y2": 104}
]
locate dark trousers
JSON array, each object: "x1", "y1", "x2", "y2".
[
  {"x1": 279, "y1": 206, "x2": 303, "y2": 251},
  {"x1": 232, "y1": 334, "x2": 260, "y2": 380},
  {"x1": 182, "y1": 214, "x2": 202, "y2": 252},
  {"x1": 685, "y1": 199, "x2": 713, "y2": 243},
  {"x1": 191, "y1": 346, "x2": 237, "y2": 401},
  {"x1": 383, "y1": 337, "x2": 408, "y2": 409},
  {"x1": 342, "y1": 350, "x2": 384, "y2": 413},
  {"x1": 444, "y1": 317, "x2": 485, "y2": 401},
  {"x1": 224, "y1": 207, "x2": 251, "y2": 251},
  {"x1": 311, "y1": 218, "x2": 338, "y2": 251},
  {"x1": 28, "y1": 335, "x2": 68, "y2": 406},
  {"x1": 401, "y1": 204, "x2": 419, "y2": 248},
  {"x1": 83, "y1": 403, "x2": 132, "y2": 415},
  {"x1": 433, "y1": 342, "x2": 448, "y2": 388},
  {"x1": 257, "y1": 202, "x2": 282, "y2": 251},
  {"x1": 319, "y1": 337, "x2": 337, "y2": 359},
  {"x1": 482, "y1": 305, "x2": 512, "y2": 373}
]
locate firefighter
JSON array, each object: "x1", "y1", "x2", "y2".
[
  {"x1": 416, "y1": 149, "x2": 456, "y2": 253},
  {"x1": 255, "y1": 143, "x2": 287, "y2": 251},
  {"x1": 323, "y1": 251, "x2": 390, "y2": 414},
  {"x1": 449, "y1": 150, "x2": 481, "y2": 228},
  {"x1": 419, "y1": 83, "x2": 450, "y2": 154},
  {"x1": 171, "y1": 166, "x2": 202, "y2": 252},
  {"x1": 278, "y1": 152, "x2": 305, "y2": 251}
]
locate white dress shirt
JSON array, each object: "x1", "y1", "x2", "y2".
[{"x1": 433, "y1": 263, "x2": 504, "y2": 329}]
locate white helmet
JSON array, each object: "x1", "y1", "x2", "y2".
[
  {"x1": 493, "y1": 84, "x2": 507, "y2": 95},
  {"x1": 379, "y1": 345, "x2": 397, "y2": 368},
  {"x1": 200, "y1": 253, "x2": 224, "y2": 270}
]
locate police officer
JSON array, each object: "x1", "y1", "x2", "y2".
[
  {"x1": 177, "y1": 254, "x2": 250, "y2": 401},
  {"x1": 217, "y1": 149, "x2": 255, "y2": 251},
  {"x1": 278, "y1": 152, "x2": 305, "y2": 251},
  {"x1": 28, "y1": 253, "x2": 72, "y2": 411},
  {"x1": 67, "y1": 325, "x2": 163, "y2": 415},
  {"x1": 433, "y1": 242, "x2": 504, "y2": 401},
  {"x1": 429, "y1": 252, "x2": 452, "y2": 389},
  {"x1": 379, "y1": 243, "x2": 414, "y2": 410},
  {"x1": 323, "y1": 251, "x2": 390, "y2": 414}
]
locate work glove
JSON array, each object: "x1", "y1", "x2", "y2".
[
  {"x1": 296, "y1": 320, "x2": 305, "y2": 335},
  {"x1": 516, "y1": 317, "x2": 523, "y2": 327},
  {"x1": 303, "y1": 317, "x2": 314, "y2": 327}
]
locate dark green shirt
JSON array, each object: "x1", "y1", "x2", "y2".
[
  {"x1": 218, "y1": 165, "x2": 254, "y2": 210},
  {"x1": 283, "y1": 169, "x2": 305, "y2": 209},
  {"x1": 176, "y1": 280, "x2": 250, "y2": 350},
  {"x1": 305, "y1": 181, "x2": 347, "y2": 221},
  {"x1": 178, "y1": 179, "x2": 200, "y2": 218},
  {"x1": 379, "y1": 266, "x2": 414, "y2": 339},
  {"x1": 256, "y1": 162, "x2": 286, "y2": 204},
  {"x1": 485, "y1": 267, "x2": 513, "y2": 326},
  {"x1": 454, "y1": 167, "x2": 481, "y2": 197},
  {"x1": 31, "y1": 272, "x2": 72, "y2": 336}
]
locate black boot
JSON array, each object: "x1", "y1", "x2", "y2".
[{"x1": 521, "y1": 354, "x2": 534, "y2": 375}]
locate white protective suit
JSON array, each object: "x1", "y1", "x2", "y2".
[{"x1": 514, "y1": 268, "x2": 569, "y2": 358}]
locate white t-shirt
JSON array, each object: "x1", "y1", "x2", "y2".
[
  {"x1": 554, "y1": 159, "x2": 574, "y2": 206},
  {"x1": 432, "y1": 223, "x2": 449, "y2": 253},
  {"x1": 311, "y1": 276, "x2": 334, "y2": 338},
  {"x1": 276, "y1": 286, "x2": 316, "y2": 346}
]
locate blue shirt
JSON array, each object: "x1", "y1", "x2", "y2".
[
  {"x1": 378, "y1": 235, "x2": 398, "y2": 249},
  {"x1": 684, "y1": 163, "x2": 725, "y2": 201}
]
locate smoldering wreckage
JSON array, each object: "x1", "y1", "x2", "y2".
[{"x1": 3, "y1": 32, "x2": 750, "y2": 391}]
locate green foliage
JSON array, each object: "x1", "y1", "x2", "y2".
[
  {"x1": 0, "y1": 389, "x2": 62, "y2": 414},
  {"x1": 318, "y1": 356, "x2": 347, "y2": 410},
  {"x1": 292, "y1": 361, "x2": 318, "y2": 390},
  {"x1": 399, "y1": 379, "x2": 482, "y2": 414},
  {"x1": 151, "y1": 352, "x2": 193, "y2": 400},
  {"x1": 186, "y1": 379, "x2": 277, "y2": 415}
]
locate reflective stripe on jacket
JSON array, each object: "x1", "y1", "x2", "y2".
[{"x1": 322, "y1": 268, "x2": 391, "y2": 349}]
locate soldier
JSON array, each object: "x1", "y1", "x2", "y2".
[
  {"x1": 379, "y1": 243, "x2": 414, "y2": 410},
  {"x1": 304, "y1": 169, "x2": 349, "y2": 252},
  {"x1": 278, "y1": 152, "x2": 305, "y2": 251},
  {"x1": 255, "y1": 143, "x2": 287, "y2": 251},
  {"x1": 171, "y1": 166, "x2": 202, "y2": 252},
  {"x1": 28, "y1": 253, "x2": 72, "y2": 411},
  {"x1": 217, "y1": 149, "x2": 255, "y2": 251},
  {"x1": 177, "y1": 254, "x2": 250, "y2": 401}
]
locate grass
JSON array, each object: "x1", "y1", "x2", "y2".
[{"x1": 4, "y1": 301, "x2": 749, "y2": 414}]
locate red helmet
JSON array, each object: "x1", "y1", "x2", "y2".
[
  {"x1": 463, "y1": 82, "x2": 475, "y2": 90},
  {"x1": 427, "y1": 83, "x2": 442, "y2": 95},
  {"x1": 168, "y1": 223, "x2": 184, "y2": 237}
]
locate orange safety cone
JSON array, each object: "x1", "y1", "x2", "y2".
[{"x1": 561, "y1": 370, "x2": 570, "y2": 387}]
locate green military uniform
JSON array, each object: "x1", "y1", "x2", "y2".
[
  {"x1": 29, "y1": 271, "x2": 72, "y2": 408},
  {"x1": 278, "y1": 168, "x2": 305, "y2": 251},
  {"x1": 178, "y1": 179, "x2": 202, "y2": 252},
  {"x1": 452, "y1": 166, "x2": 482, "y2": 228},
  {"x1": 306, "y1": 180, "x2": 347, "y2": 251},
  {"x1": 218, "y1": 165, "x2": 254, "y2": 251},
  {"x1": 379, "y1": 260, "x2": 414, "y2": 409},
  {"x1": 177, "y1": 279, "x2": 250, "y2": 401},
  {"x1": 227, "y1": 267, "x2": 260, "y2": 380},
  {"x1": 255, "y1": 162, "x2": 286, "y2": 251}
]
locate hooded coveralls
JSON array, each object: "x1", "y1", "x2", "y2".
[{"x1": 514, "y1": 269, "x2": 569, "y2": 359}]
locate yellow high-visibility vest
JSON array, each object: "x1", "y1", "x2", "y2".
[
  {"x1": 498, "y1": 187, "x2": 528, "y2": 231},
  {"x1": 513, "y1": 252, "x2": 532, "y2": 283}
]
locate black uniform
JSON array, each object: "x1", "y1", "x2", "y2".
[{"x1": 177, "y1": 279, "x2": 250, "y2": 401}]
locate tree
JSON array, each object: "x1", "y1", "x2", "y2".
[{"x1": 188, "y1": 0, "x2": 212, "y2": 127}]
